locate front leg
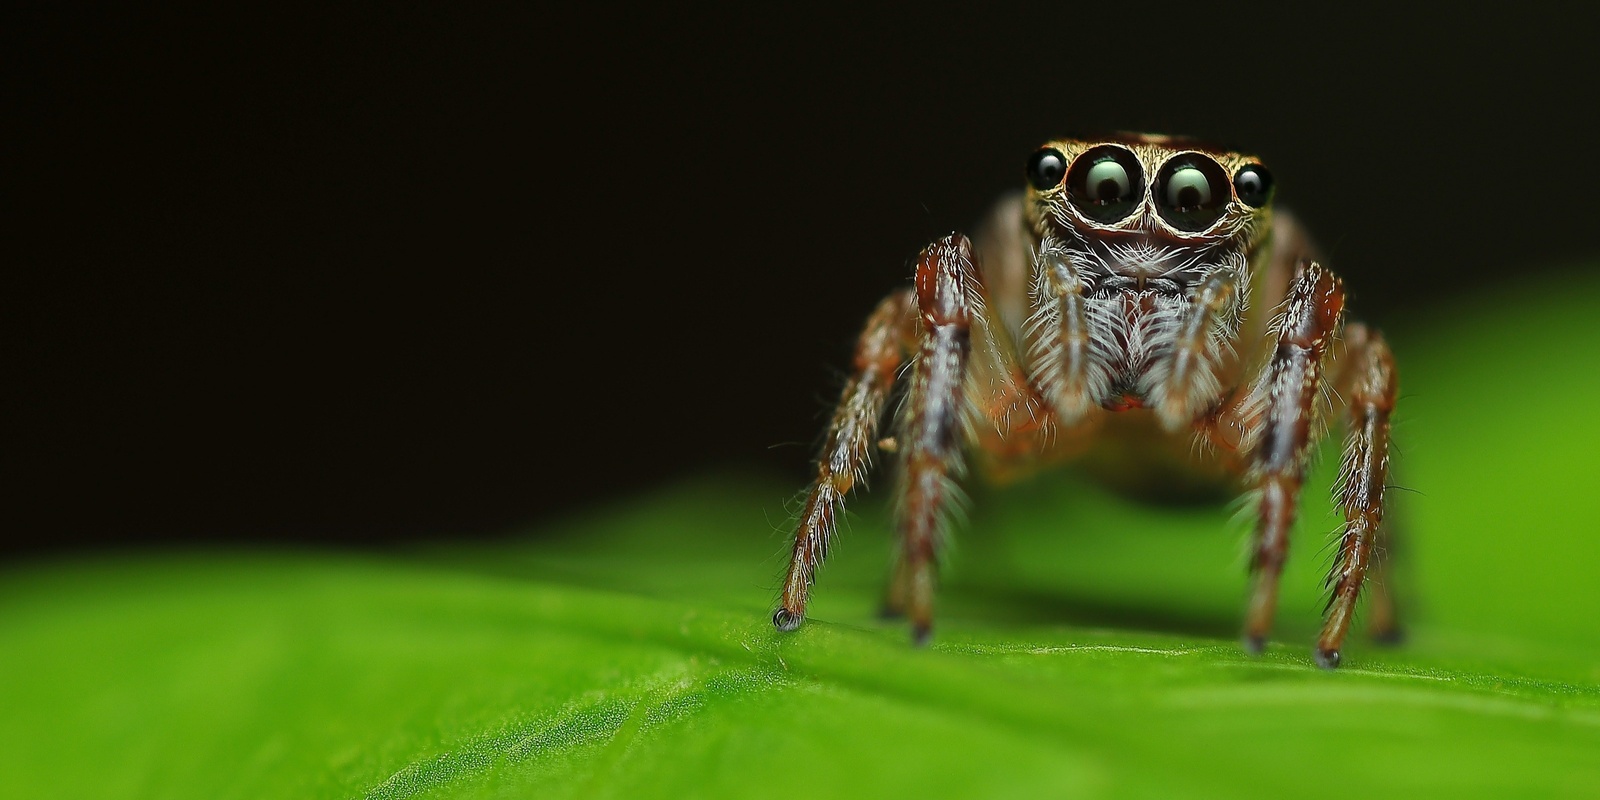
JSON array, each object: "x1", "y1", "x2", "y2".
[
  {"x1": 894, "y1": 234, "x2": 981, "y2": 644},
  {"x1": 1237, "y1": 261, "x2": 1346, "y2": 656}
]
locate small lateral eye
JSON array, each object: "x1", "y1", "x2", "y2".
[
  {"x1": 1027, "y1": 147, "x2": 1068, "y2": 191},
  {"x1": 1064, "y1": 145, "x2": 1143, "y2": 223},
  {"x1": 1155, "y1": 155, "x2": 1231, "y2": 232},
  {"x1": 1234, "y1": 164, "x2": 1274, "y2": 207}
]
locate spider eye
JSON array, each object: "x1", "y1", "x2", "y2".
[
  {"x1": 1026, "y1": 147, "x2": 1068, "y2": 191},
  {"x1": 1234, "y1": 164, "x2": 1274, "y2": 208},
  {"x1": 1155, "y1": 155, "x2": 1231, "y2": 232},
  {"x1": 1065, "y1": 145, "x2": 1143, "y2": 223}
]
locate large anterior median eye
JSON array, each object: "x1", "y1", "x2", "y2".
[
  {"x1": 1155, "y1": 154, "x2": 1231, "y2": 231},
  {"x1": 1065, "y1": 145, "x2": 1143, "y2": 223}
]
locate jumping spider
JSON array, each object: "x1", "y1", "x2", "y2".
[{"x1": 773, "y1": 133, "x2": 1399, "y2": 669}]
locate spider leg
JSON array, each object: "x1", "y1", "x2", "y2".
[
  {"x1": 1237, "y1": 260, "x2": 1346, "y2": 656},
  {"x1": 1150, "y1": 268, "x2": 1241, "y2": 430},
  {"x1": 773, "y1": 288, "x2": 916, "y2": 632},
  {"x1": 1027, "y1": 242, "x2": 1118, "y2": 423},
  {"x1": 894, "y1": 234, "x2": 983, "y2": 644},
  {"x1": 1317, "y1": 321, "x2": 1399, "y2": 667}
]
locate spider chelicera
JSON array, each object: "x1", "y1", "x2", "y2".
[{"x1": 773, "y1": 133, "x2": 1400, "y2": 669}]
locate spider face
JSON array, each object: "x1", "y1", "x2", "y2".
[
  {"x1": 1024, "y1": 134, "x2": 1275, "y2": 293},
  {"x1": 1014, "y1": 134, "x2": 1283, "y2": 425}
]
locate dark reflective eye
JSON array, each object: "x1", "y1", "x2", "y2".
[
  {"x1": 1234, "y1": 164, "x2": 1274, "y2": 207},
  {"x1": 1065, "y1": 145, "x2": 1143, "y2": 223},
  {"x1": 1026, "y1": 147, "x2": 1068, "y2": 191},
  {"x1": 1155, "y1": 155, "x2": 1231, "y2": 231}
]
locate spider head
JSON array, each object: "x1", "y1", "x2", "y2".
[{"x1": 1022, "y1": 133, "x2": 1274, "y2": 290}]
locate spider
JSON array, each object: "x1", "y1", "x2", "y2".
[{"x1": 772, "y1": 133, "x2": 1400, "y2": 669}]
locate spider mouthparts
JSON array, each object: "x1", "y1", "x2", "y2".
[
  {"x1": 1093, "y1": 275, "x2": 1186, "y2": 296},
  {"x1": 1102, "y1": 393, "x2": 1146, "y2": 412}
]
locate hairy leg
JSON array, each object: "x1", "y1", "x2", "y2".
[
  {"x1": 1150, "y1": 268, "x2": 1242, "y2": 430},
  {"x1": 1025, "y1": 238, "x2": 1120, "y2": 423},
  {"x1": 1235, "y1": 261, "x2": 1346, "y2": 655},
  {"x1": 1332, "y1": 322, "x2": 1404, "y2": 645},
  {"x1": 1317, "y1": 322, "x2": 1399, "y2": 667},
  {"x1": 773, "y1": 288, "x2": 916, "y2": 632},
  {"x1": 894, "y1": 234, "x2": 983, "y2": 644}
]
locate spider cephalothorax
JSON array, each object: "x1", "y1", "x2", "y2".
[
  {"x1": 774, "y1": 133, "x2": 1399, "y2": 669},
  {"x1": 1021, "y1": 136, "x2": 1276, "y2": 432}
]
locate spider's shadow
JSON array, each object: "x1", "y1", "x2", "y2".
[
  {"x1": 926, "y1": 582, "x2": 1249, "y2": 642},
  {"x1": 905, "y1": 476, "x2": 1261, "y2": 641}
]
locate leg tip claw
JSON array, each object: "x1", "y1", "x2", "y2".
[
  {"x1": 1242, "y1": 633, "x2": 1266, "y2": 655},
  {"x1": 1314, "y1": 647, "x2": 1342, "y2": 670},
  {"x1": 771, "y1": 607, "x2": 804, "y2": 632},
  {"x1": 910, "y1": 622, "x2": 933, "y2": 648}
]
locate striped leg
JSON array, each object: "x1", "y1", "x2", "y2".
[
  {"x1": 1150, "y1": 268, "x2": 1241, "y2": 431},
  {"x1": 774, "y1": 288, "x2": 916, "y2": 632},
  {"x1": 896, "y1": 234, "x2": 981, "y2": 644},
  {"x1": 1317, "y1": 322, "x2": 1399, "y2": 667},
  {"x1": 1026, "y1": 242, "x2": 1119, "y2": 422},
  {"x1": 1240, "y1": 261, "x2": 1346, "y2": 656}
]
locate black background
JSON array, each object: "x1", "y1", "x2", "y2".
[{"x1": 7, "y1": 5, "x2": 1596, "y2": 555}]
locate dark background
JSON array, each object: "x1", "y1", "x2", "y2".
[{"x1": 7, "y1": 5, "x2": 1596, "y2": 555}]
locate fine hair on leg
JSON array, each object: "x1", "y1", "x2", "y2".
[
  {"x1": 1237, "y1": 261, "x2": 1345, "y2": 653},
  {"x1": 1317, "y1": 321, "x2": 1399, "y2": 667},
  {"x1": 773, "y1": 289, "x2": 916, "y2": 631}
]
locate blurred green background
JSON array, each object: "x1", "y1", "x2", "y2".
[{"x1": 5, "y1": 272, "x2": 1598, "y2": 798}]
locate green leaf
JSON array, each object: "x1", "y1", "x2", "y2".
[{"x1": 5, "y1": 272, "x2": 1600, "y2": 799}]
